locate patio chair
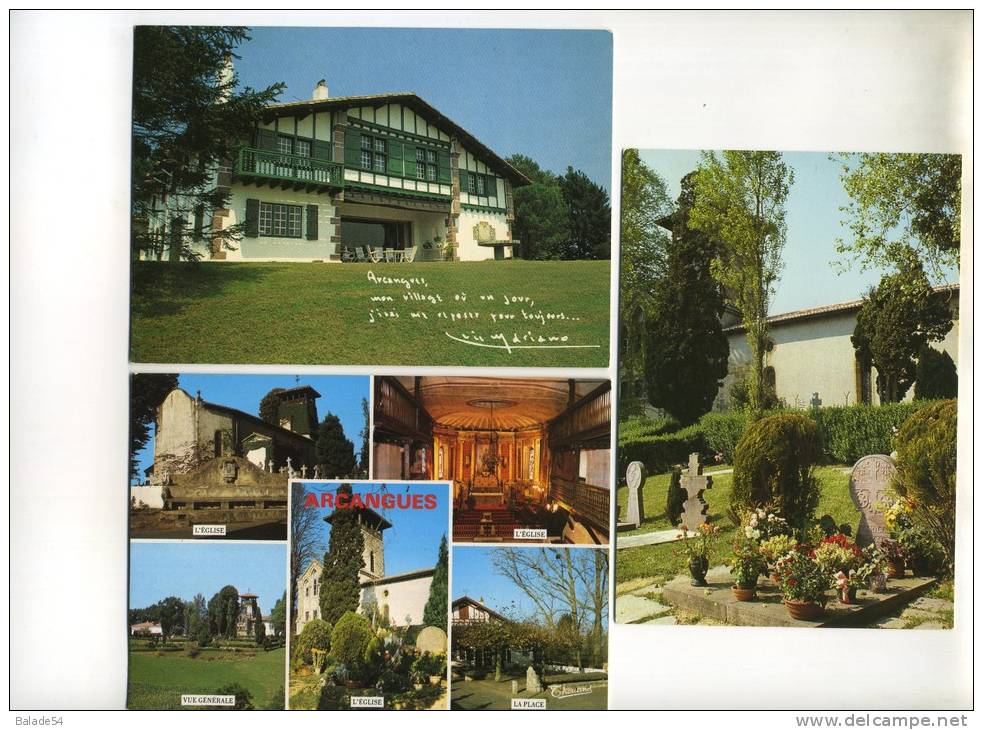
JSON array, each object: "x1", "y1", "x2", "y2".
[
  {"x1": 403, "y1": 245, "x2": 418, "y2": 263},
  {"x1": 341, "y1": 247, "x2": 355, "y2": 262},
  {"x1": 384, "y1": 248, "x2": 397, "y2": 263},
  {"x1": 354, "y1": 247, "x2": 369, "y2": 263},
  {"x1": 369, "y1": 247, "x2": 384, "y2": 263}
]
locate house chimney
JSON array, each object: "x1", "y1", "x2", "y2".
[{"x1": 313, "y1": 79, "x2": 329, "y2": 100}]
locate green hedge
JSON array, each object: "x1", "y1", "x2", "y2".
[
  {"x1": 618, "y1": 423, "x2": 705, "y2": 476},
  {"x1": 810, "y1": 401, "x2": 926, "y2": 463},
  {"x1": 617, "y1": 415, "x2": 679, "y2": 442},
  {"x1": 699, "y1": 412, "x2": 751, "y2": 462}
]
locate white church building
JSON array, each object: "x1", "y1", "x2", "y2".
[
  {"x1": 146, "y1": 73, "x2": 529, "y2": 264},
  {"x1": 294, "y1": 497, "x2": 437, "y2": 635}
]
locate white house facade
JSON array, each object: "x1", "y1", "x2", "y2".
[{"x1": 148, "y1": 80, "x2": 528, "y2": 264}]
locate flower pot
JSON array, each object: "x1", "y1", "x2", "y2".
[
  {"x1": 784, "y1": 599, "x2": 825, "y2": 621},
  {"x1": 839, "y1": 586, "x2": 859, "y2": 604},
  {"x1": 732, "y1": 585, "x2": 756, "y2": 601},
  {"x1": 770, "y1": 572, "x2": 781, "y2": 585},
  {"x1": 869, "y1": 573, "x2": 887, "y2": 593},
  {"x1": 429, "y1": 675, "x2": 442, "y2": 685},
  {"x1": 688, "y1": 556, "x2": 709, "y2": 586},
  {"x1": 887, "y1": 558, "x2": 905, "y2": 579}
]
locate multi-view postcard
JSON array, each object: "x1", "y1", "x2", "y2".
[
  {"x1": 287, "y1": 481, "x2": 450, "y2": 710},
  {"x1": 129, "y1": 26, "x2": 613, "y2": 368},
  {"x1": 372, "y1": 376, "x2": 611, "y2": 545},
  {"x1": 129, "y1": 373, "x2": 369, "y2": 540},
  {"x1": 128, "y1": 541, "x2": 288, "y2": 710},
  {"x1": 614, "y1": 149, "x2": 960, "y2": 630}
]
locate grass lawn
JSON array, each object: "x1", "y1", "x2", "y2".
[
  {"x1": 130, "y1": 260, "x2": 610, "y2": 366},
  {"x1": 616, "y1": 465, "x2": 859, "y2": 590},
  {"x1": 127, "y1": 647, "x2": 285, "y2": 710},
  {"x1": 451, "y1": 676, "x2": 607, "y2": 710}
]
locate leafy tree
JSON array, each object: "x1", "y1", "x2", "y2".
[
  {"x1": 561, "y1": 166, "x2": 611, "y2": 259},
  {"x1": 254, "y1": 617, "x2": 266, "y2": 645},
  {"x1": 259, "y1": 388, "x2": 286, "y2": 425},
  {"x1": 689, "y1": 150, "x2": 794, "y2": 416},
  {"x1": 270, "y1": 592, "x2": 287, "y2": 639},
  {"x1": 834, "y1": 152, "x2": 962, "y2": 278},
  {"x1": 315, "y1": 413, "x2": 357, "y2": 478},
  {"x1": 453, "y1": 620, "x2": 511, "y2": 680},
  {"x1": 184, "y1": 592, "x2": 207, "y2": 640},
  {"x1": 291, "y1": 618, "x2": 332, "y2": 669},
  {"x1": 156, "y1": 596, "x2": 186, "y2": 640},
  {"x1": 914, "y1": 345, "x2": 958, "y2": 400},
  {"x1": 211, "y1": 683, "x2": 254, "y2": 710},
  {"x1": 421, "y1": 535, "x2": 449, "y2": 630},
  {"x1": 645, "y1": 172, "x2": 729, "y2": 424},
  {"x1": 330, "y1": 611, "x2": 373, "y2": 666},
  {"x1": 128, "y1": 373, "x2": 179, "y2": 481},
  {"x1": 319, "y1": 485, "x2": 365, "y2": 625},
  {"x1": 358, "y1": 397, "x2": 370, "y2": 477},
  {"x1": 852, "y1": 259, "x2": 954, "y2": 402},
  {"x1": 207, "y1": 585, "x2": 240, "y2": 638},
  {"x1": 510, "y1": 182, "x2": 569, "y2": 260},
  {"x1": 131, "y1": 26, "x2": 284, "y2": 261}
]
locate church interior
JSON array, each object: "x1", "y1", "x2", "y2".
[{"x1": 372, "y1": 376, "x2": 611, "y2": 545}]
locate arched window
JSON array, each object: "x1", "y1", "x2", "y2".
[{"x1": 763, "y1": 366, "x2": 776, "y2": 391}]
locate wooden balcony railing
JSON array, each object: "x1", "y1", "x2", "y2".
[
  {"x1": 235, "y1": 147, "x2": 343, "y2": 188},
  {"x1": 550, "y1": 477, "x2": 609, "y2": 531}
]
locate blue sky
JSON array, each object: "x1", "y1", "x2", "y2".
[
  {"x1": 133, "y1": 374, "x2": 368, "y2": 483},
  {"x1": 130, "y1": 542, "x2": 287, "y2": 614},
  {"x1": 234, "y1": 27, "x2": 613, "y2": 190},
  {"x1": 452, "y1": 546, "x2": 607, "y2": 628},
  {"x1": 638, "y1": 149, "x2": 960, "y2": 315},
  {"x1": 297, "y1": 481, "x2": 448, "y2": 577}
]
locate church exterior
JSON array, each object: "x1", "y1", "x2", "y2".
[
  {"x1": 294, "y1": 499, "x2": 435, "y2": 635},
  {"x1": 146, "y1": 78, "x2": 528, "y2": 264}
]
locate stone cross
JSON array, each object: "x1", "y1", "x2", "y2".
[
  {"x1": 526, "y1": 665, "x2": 543, "y2": 694},
  {"x1": 301, "y1": 464, "x2": 308, "y2": 479},
  {"x1": 624, "y1": 461, "x2": 647, "y2": 529},
  {"x1": 849, "y1": 454, "x2": 897, "y2": 548},
  {"x1": 267, "y1": 460, "x2": 273, "y2": 473},
  {"x1": 679, "y1": 453, "x2": 711, "y2": 531}
]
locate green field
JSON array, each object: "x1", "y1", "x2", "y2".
[
  {"x1": 615, "y1": 466, "x2": 859, "y2": 589},
  {"x1": 127, "y1": 647, "x2": 286, "y2": 710},
  {"x1": 130, "y1": 260, "x2": 610, "y2": 366}
]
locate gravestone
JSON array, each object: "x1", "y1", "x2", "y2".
[
  {"x1": 414, "y1": 626, "x2": 448, "y2": 655},
  {"x1": 526, "y1": 665, "x2": 543, "y2": 694},
  {"x1": 511, "y1": 679, "x2": 518, "y2": 695},
  {"x1": 624, "y1": 461, "x2": 647, "y2": 528},
  {"x1": 849, "y1": 454, "x2": 897, "y2": 548},
  {"x1": 679, "y1": 453, "x2": 711, "y2": 531}
]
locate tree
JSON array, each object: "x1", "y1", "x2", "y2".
[
  {"x1": 254, "y1": 617, "x2": 266, "y2": 645},
  {"x1": 852, "y1": 259, "x2": 954, "y2": 403},
  {"x1": 510, "y1": 182, "x2": 569, "y2": 260},
  {"x1": 207, "y1": 585, "x2": 240, "y2": 638},
  {"x1": 689, "y1": 150, "x2": 794, "y2": 415},
  {"x1": 561, "y1": 166, "x2": 611, "y2": 259},
  {"x1": 330, "y1": 611, "x2": 373, "y2": 666},
  {"x1": 315, "y1": 413, "x2": 357, "y2": 478},
  {"x1": 128, "y1": 373, "x2": 179, "y2": 481},
  {"x1": 421, "y1": 535, "x2": 449, "y2": 630},
  {"x1": 156, "y1": 596, "x2": 186, "y2": 640},
  {"x1": 645, "y1": 172, "x2": 729, "y2": 424},
  {"x1": 132, "y1": 27, "x2": 284, "y2": 261},
  {"x1": 358, "y1": 397, "x2": 370, "y2": 477},
  {"x1": 289, "y1": 482, "x2": 321, "y2": 636},
  {"x1": 184, "y1": 593, "x2": 207, "y2": 640},
  {"x1": 259, "y1": 388, "x2": 286, "y2": 425},
  {"x1": 834, "y1": 152, "x2": 962, "y2": 278},
  {"x1": 270, "y1": 592, "x2": 287, "y2": 639},
  {"x1": 319, "y1": 485, "x2": 365, "y2": 625},
  {"x1": 619, "y1": 150, "x2": 673, "y2": 400},
  {"x1": 914, "y1": 345, "x2": 958, "y2": 400}
]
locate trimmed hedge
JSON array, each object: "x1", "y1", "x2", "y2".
[
  {"x1": 617, "y1": 415, "x2": 679, "y2": 442},
  {"x1": 810, "y1": 401, "x2": 925, "y2": 463},
  {"x1": 699, "y1": 411, "x2": 752, "y2": 462},
  {"x1": 618, "y1": 423, "x2": 706, "y2": 476}
]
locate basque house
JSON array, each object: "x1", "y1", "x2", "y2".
[
  {"x1": 146, "y1": 75, "x2": 529, "y2": 263},
  {"x1": 373, "y1": 377, "x2": 612, "y2": 545}
]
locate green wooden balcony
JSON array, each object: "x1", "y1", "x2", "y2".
[{"x1": 234, "y1": 147, "x2": 344, "y2": 191}]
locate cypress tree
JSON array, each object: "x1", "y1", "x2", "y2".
[
  {"x1": 422, "y1": 535, "x2": 449, "y2": 630},
  {"x1": 319, "y1": 485, "x2": 365, "y2": 625}
]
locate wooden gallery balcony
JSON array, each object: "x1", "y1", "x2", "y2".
[{"x1": 234, "y1": 147, "x2": 344, "y2": 192}]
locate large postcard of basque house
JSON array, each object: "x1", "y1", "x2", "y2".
[
  {"x1": 614, "y1": 149, "x2": 961, "y2": 629},
  {"x1": 129, "y1": 26, "x2": 613, "y2": 367}
]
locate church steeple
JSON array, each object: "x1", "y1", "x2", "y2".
[{"x1": 323, "y1": 485, "x2": 392, "y2": 580}]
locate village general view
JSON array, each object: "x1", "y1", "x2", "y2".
[{"x1": 615, "y1": 149, "x2": 960, "y2": 630}]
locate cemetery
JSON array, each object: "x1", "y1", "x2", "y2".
[{"x1": 615, "y1": 401, "x2": 957, "y2": 630}]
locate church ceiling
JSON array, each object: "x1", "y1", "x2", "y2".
[{"x1": 392, "y1": 377, "x2": 605, "y2": 431}]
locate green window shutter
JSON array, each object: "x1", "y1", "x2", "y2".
[
  {"x1": 254, "y1": 128, "x2": 278, "y2": 151},
  {"x1": 387, "y1": 140, "x2": 404, "y2": 176},
  {"x1": 486, "y1": 175, "x2": 498, "y2": 202},
  {"x1": 459, "y1": 169, "x2": 469, "y2": 194},
  {"x1": 437, "y1": 150, "x2": 452, "y2": 184},
  {"x1": 245, "y1": 199, "x2": 260, "y2": 237},
  {"x1": 312, "y1": 140, "x2": 332, "y2": 161},
  {"x1": 344, "y1": 129, "x2": 362, "y2": 166},
  {"x1": 403, "y1": 144, "x2": 417, "y2": 177},
  {"x1": 306, "y1": 205, "x2": 318, "y2": 240},
  {"x1": 193, "y1": 205, "x2": 204, "y2": 241}
]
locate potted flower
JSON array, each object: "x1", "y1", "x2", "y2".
[
  {"x1": 729, "y1": 536, "x2": 766, "y2": 601},
  {"x1": 760, "y1": 534, "x2": 798, "y2": 582},
  {"x1": 811, "y1": 533, "x2": 862, "y2": 583},
  {"x1": 775, "y1": 550, "x2": 829, "y2": 621},
  {"x1": 677, "y1": 522, "x2": 719, "y2": 586},
  {"x1": 857, "y1": 544, "x2": 888, "y2": 593},
  {"x1": 881, "y1": 539, "x2": 908, "y2": 578}
]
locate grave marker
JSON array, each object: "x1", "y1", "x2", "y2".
[
  {"x1": 849, "y1": 454, "x2": 897, "y2": 548},
  {"x1": 624, "y1": 461, "x2": 646, "y2": 529},
  {"x1": 679, "y1": 453, "x2": 711, "y2": 530}
]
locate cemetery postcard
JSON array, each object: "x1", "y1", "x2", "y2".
[
  {"x1": 614, "y1": 149, "x2": 961, "y2": 629},
  {"x1": 129, "y1": 26, "x2": 613, "y2": 367}
]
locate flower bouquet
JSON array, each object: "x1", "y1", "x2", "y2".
[
  {"x1": 775, "y1": 550, "x2": 829, "y2": 620},
  {"x1": 760, "y1": 534, "x2": 798, "y2": 582},
  {"x1": 678, "y1": 522, "x2": 719, "y2": 586},
  {"x1": 729, "y1": 536, "x2": 767, "y2": 600}
]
